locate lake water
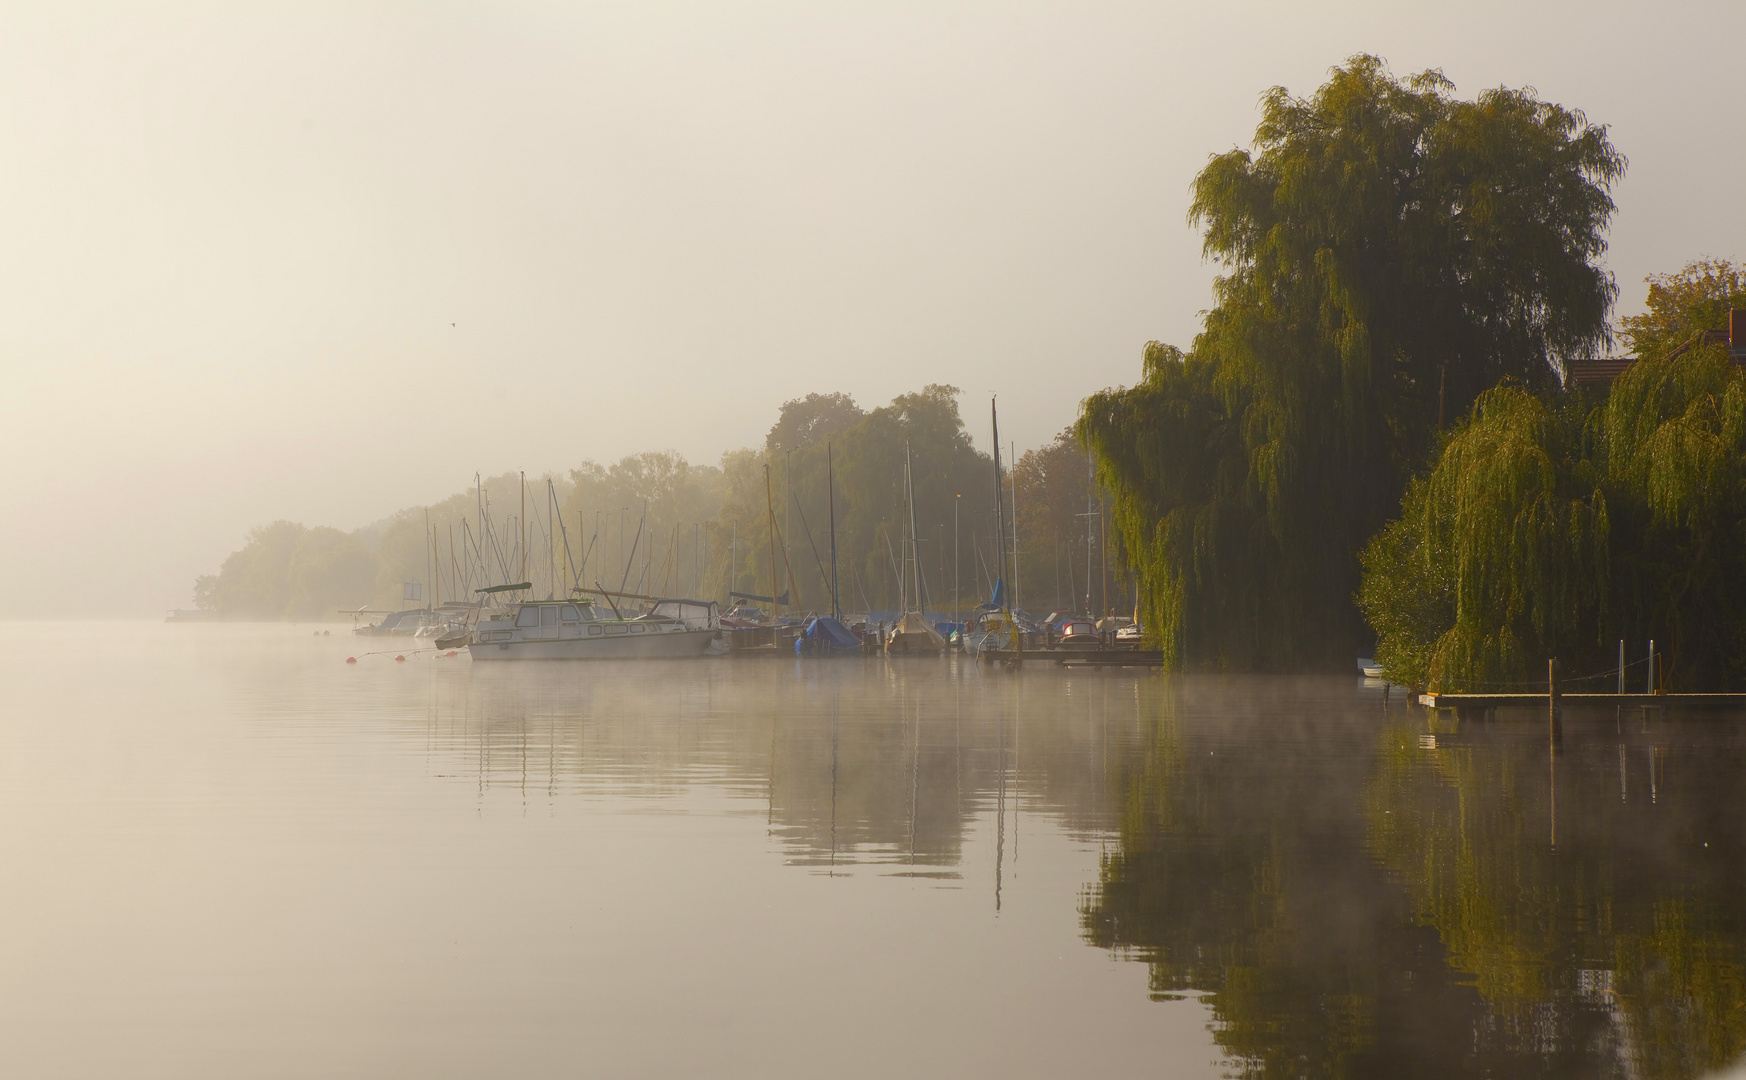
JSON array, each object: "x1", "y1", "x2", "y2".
[{"x1": 3, "y1": 623, "x2": 1743, "y2": 1078}]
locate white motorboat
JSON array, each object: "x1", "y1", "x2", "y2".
[{"x1": 468, "y1": 598, "x2": 719, "y2": 661}]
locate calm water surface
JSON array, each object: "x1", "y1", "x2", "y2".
[{"x1": 2, "y1": 623, "x2": 1743, "y2": 1078}]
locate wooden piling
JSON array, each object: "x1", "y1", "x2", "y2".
[{"x1": 1549, "y1": 657, "x2": 1563, "y2": 746}]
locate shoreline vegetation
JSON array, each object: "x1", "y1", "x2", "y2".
[
  {"x1": 1077, "y1": 54, "x2": 1746, "y2": 692},
  {"x1": 199, "y1": 54, "x2": 1746, "y2": 692}
]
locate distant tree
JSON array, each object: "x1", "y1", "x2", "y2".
[
  {"x1": 192, "y1": 573, "x2": 218, "y2": 612},
  {"x1": 706, "y1": 384, "x2": 994, "y2": 613},
  {"x1": 1618, "y1": 258, "x2": 1746, "y2": 362},
  {"x1": 198, "y1": 520, "x2": 380, "y2": 619},
  {"x1": 205, "y1": 520, "x2": 307, "y2": 618},
  {"x1": 559, "y1": 454, "x2": 725, "y2": 599},
  {"x1": 1079, "y1": 55, "x2": 1623, "y2": 669},
  {"x1": 1013, "y1": 428, "x2": 1100, "y2": 613},
  {"x1": 288, "y1": 527, "x2": 378, "y2": 619},
  {"x1": 765, "y1": 392, "x2": 865, "y2": 453}
]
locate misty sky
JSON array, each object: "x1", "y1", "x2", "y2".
[{"x1": 4, "y1": 1, "x2": 1742, "y2": 616}]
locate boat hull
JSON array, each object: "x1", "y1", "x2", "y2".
[
  {"x1": 962, "y1": 627, "x2": 1014, "y2": 657},
  {"x1": 468, "y1": 628, "x2": 719, "y2": 661}
]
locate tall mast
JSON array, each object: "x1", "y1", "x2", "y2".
[
  {"x1": 785, "y1": 449, "x2": 793, "y2": 583},
  {"x1": 448, "y1": 524, "x2": 461, "y2": 601},
  {"x1": 764, "y1": 464, "x2": 781, "y2": 619},
  {"x1": 519, "y1": 471, "x2": 526, "y2": 588},
  {"x1": 1086, "y1": 451, "x2": 1095, "y2": 615},
  {"x1": 424, "y1": 508, "x2": 433, "y2": 610},
  {"x1": 1010, "y1": 440, "x2": 1019, "y2": 613},
  {"x1": 991, "y1": 398, "x2": 1006, "y2": 608},
  {"x1": 905, "y1": 441, "x2": 921, "y2": 612},
  {"x1": 828, "y1": 442, "x2": 840, "y2": 620}
]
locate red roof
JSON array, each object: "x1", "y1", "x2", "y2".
[{"x1": 1562, "y1": 310, "x2": 1746, "y2": 389}]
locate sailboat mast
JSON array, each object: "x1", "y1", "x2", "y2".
[
  {"x1": 1010, "y1": 440, "x2": 1019, "y2": 613},
  {"x1": 905, "y1": 441, "x2": 921, "y2": 612},
  {"x1": 991, "y1": 399, "x2": 1006, "y2": 608},
  {"x1": 764, "y1": 464, "x2": 781, "y2": 619},
  {"x1": 828, "y1": 442, "x2": 840, "y2": 620},
  {"x1": 1086, "y1": 451, "x2": 1095, "y2": 615},
  {"x1": 448, "y1": 524, "x2": 462, "y2": 600},
  {"x1": 424, "y1": 508, "x2": 433, "y2": 611}
]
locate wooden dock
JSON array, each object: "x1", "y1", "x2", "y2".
[
  {"x1": 962, "y1": 648, "x2": 1162, "y2": 668},
  {"x1": 1418, "y1": 691, "x2": 1746, "y2": 712},
  {"x1": 1053, "y1": 650, "x2": 1163, "y2": 668}
]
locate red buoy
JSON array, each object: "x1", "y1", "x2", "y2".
[
  {"x1": 345, "y1": 657, "x2": 357, "y2": 664},
  {"x1": 394, "y1": 655, "x2": 406, "y2": 662}
]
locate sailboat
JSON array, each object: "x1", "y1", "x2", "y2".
[
  {"x1": 963, "y1": 398, "x2": 1022, "y2": 662},
  {"x1": 962, "y1": 580, "x2": 1019, "y2": 658},
  {"x1": 885, "y1": 442, "x2": 947, "y2": 656},
  {"x1": 797, "y1": 441, "x2": 864, "y2": 658}
]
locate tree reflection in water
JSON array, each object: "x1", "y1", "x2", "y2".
[{"x1": 1080, "y1": 682, "x2": 1746, "y2": 1078}]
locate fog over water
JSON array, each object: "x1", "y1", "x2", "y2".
[
  {"x1": 3, "y1": 1, "x2": 1742, "y2": 617},
  {"x1": 8, "y1": 626, "x2": 1746, "y2": 1077}
]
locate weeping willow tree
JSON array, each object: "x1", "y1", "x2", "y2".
[
  {"x1": 1362, "y1": 327, "x2": 1746, "y2": 691},
  {"x1": 1078, "y1": 55, "x2": 1622, "y2": 670},
  {"x1": 1358, "y1": 387, "x2": 1610, "y2": 691}
]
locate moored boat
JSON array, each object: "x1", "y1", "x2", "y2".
[
  {"x1": 468, "y1": 598, "x2": 718, "y2": 660},
  {"x1": 963, "y1": 608, "x2": 1018, "y2": 657},
  {"x1": 884, "y1": 610, "x2": 947, "y2": 655},
  {"x1": 351, "y1": 608, "x2": 426, "y2": 636},
  {"x1": 796, "y1": 614, "x2": 862, "y2": 657},
  {"x1": 1055, "y1": 618, "x2": 1100, "y2": 649}
]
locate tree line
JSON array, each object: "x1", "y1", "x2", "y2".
[{"x1": 193, "y1": 386, "x2": 1125, "y2": 621}]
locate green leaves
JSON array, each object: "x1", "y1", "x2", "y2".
[
  {"x1": 1363, "y1": 318, "x2": 1746, "y2": 691},
  {"x1": 1083, "y1": 55, "x2": 1620, "y2": 671}
]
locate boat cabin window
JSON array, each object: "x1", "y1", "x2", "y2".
[
  {"x1": 515, "y1": 606, "x2": 540, "y2": 628},
  {"x1": 540, "y1": 606, "x2": 557, "y2": 627},
  {"x1": 559, "y1": 604, "x2": 581, "y2": 622}
]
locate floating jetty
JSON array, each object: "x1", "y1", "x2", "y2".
[
  {"x1": 1053, "y1": 650, "x2": 1163, "y2": 668},
  {"x1": 964, "y1": 648, "x2": 1161, "y2": 668},
  {"x1": 1418, "y1": 692, "x2": 1746, "y2": 712}
]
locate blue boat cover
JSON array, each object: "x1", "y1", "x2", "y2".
[
  {"x1": 797, "y1": 615, "x2": 860, "y2": 655},
  {"x1": 987, "y1": 577, "x2": 1005, "y2": 609}
]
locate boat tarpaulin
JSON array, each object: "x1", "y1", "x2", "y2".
[
  {"x1": 887, "y1": 610, "x2": 947, "y2": 653},
  {"x1": 797, "y1": 615, "x2": 860, "y2": 656}
]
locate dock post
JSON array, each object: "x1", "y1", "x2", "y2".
[
  {"x1": 1648, "y1": 639, "x2": 1655, "y2": 694},
  {"x1": 1548, "y1": 658, "x2": 1562, "y2": 747}
]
